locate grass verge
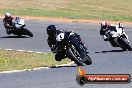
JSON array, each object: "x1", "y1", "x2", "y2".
[{"x1": 0, "y1": 50, "x2": 71, "y2": 72}]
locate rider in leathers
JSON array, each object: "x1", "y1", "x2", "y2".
[
  {"x1": 47, "y1": 25, "x2": 87, "y2": 61},
  {"x1": 3, "y1": 13, "x2": 14, "y2": 34},
  {"x1": 100, "y1": 21, "x2": 129, "y2": 48}
]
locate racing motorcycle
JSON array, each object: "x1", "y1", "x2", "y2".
[
  {"x1": 105, "y1": 24, "x2": 132, "y2": 51},
  {"x1": 4, "y1": 17, "x2": 33, "y2": 37},
  {"x1": 56, "y1": 31, "x2": 92, "y2": 66}
]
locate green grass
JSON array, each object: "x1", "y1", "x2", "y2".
[
  {"x1": 0, "y1": 0, "x2": 132, "y2": 21},
  {"x1": 0, "y1": 50, "x2": 71, "y2": 72}
]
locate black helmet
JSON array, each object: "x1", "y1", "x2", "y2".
[{"x1": 47, "y1": 25, "x2": 56, "y2": 35}]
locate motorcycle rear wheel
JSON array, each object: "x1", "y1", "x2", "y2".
[{"x1": 84, "y1": 55, "x2": 92, "y2": 65}]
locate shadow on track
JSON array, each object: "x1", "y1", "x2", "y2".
[
  {"x1": 95, "y1": 50, "x2": 124, "y2": 53},
  {"x1": 0, "y1": 35, "x2": 30, "y2": 39}
]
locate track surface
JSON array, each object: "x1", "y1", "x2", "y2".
[{"x1": 0, "y1": 19, "x2": 132, "y2": 88}]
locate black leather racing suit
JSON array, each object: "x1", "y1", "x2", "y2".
[
  {"x1": 3, "y1": 17, "x2": 14, "y2": 29},
  {"x1": 47, "y1": 29, "x2": 68, "y2": 61},
  {"x1": 47, "y1": 29, "x2": 85, "y2": 61},
  {"x1": 3, "y1": 17, "x2": 14, "y2": 34}
]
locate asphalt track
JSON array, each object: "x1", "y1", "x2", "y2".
[{"x1": 0, "y1": 19, "x2": 132, "y2": 88}]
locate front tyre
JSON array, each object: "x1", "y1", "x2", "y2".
[
  {"x1": 24, "y1": 28, "x2": 33, "y2": 37},
  {"x1": 119, "y1": 38, "x2": 132, "y2": 51},
  {"x1": 67, "y1": 48, "x2": 84, "y2": 66}
]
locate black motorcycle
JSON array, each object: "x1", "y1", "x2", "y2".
[
  {"x1": 4, "y1": 17, "x2": 33, "y2": 37},
  {"x1": 56, "y1": 32, "x2": 92, "y2": 66}
]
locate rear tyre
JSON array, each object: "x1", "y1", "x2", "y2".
[
  {"x1": 84, "y1": 55, "x2": 92, "y2": 65},
  {"x1": 122, "y1": 47, "x2": 127, "y2": 51}
]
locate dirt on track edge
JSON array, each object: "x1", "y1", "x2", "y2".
[{"x1": 1, "y1": 16, "x2": 132, "y2": 25}]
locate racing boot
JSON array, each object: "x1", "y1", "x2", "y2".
[{"x1": 6, "y1": 29, "x2": 11, "y2": 35}]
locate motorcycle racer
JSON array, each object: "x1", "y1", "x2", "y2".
[
  {"x1": 100, "y1": 21, "x2": 129, "y2": 48},
  {"x1": 3, "y1": 13, "x2": 15, "y2": 34},
  {"x1": 3, "y1": 14, "x2": 33, "y2": 37},
  {"x1": 46, "y1": 25, "x2": 87, "y2": 62}
]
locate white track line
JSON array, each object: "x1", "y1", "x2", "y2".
[
  {"x1": 0, "y1": 48, "x2": 44, "y2": 54},
  {"x1": 0, "y1": 62, "x2": 75, "y2": 74}
]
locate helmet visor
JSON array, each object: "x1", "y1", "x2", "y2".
[{"x1": 102, "y1": 26, "x2": 107, "y2": 29}]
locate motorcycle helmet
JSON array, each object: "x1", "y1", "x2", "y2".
[
  {"x1": 46, "y1": 25, "x2": 57, "y2": 36},
  {"x1": 5, "y1": 13, "x2": 12, "y2": 19},
  {"x1": 15, "y1": 17, "x2": 20, "y2": 20},
  {"x1": 118, "y1": 22, "x2": 124, "y2": 28},
  {"x1": 101, "y1": 21, "x2": 108, "y2": 29}
]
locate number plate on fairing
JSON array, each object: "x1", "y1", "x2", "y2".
[{"x1": 56, "y1": 33, "x2": 65, "y2": 41}]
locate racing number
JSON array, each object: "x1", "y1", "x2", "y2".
[{"x1": 56, "y1": 33, "x2": 65, "y2": 41}]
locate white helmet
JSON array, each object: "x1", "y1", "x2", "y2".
[{"x1": 5, "y1": 13, "x2": 11, "y2": 18}]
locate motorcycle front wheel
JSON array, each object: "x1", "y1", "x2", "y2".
[
  {"x1": 119, "y1": 38, "x2": 132, "y2": 51},
  {"x1": 24, "y1": 28, "x2": 33, "y2": 37},
  {"x1": 67, "y1": 47, "x2": 84, "y2": 66}
]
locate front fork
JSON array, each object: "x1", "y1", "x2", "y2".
[{"x1": 121, "y1": 34, "x2": 129, "y2": 43}]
